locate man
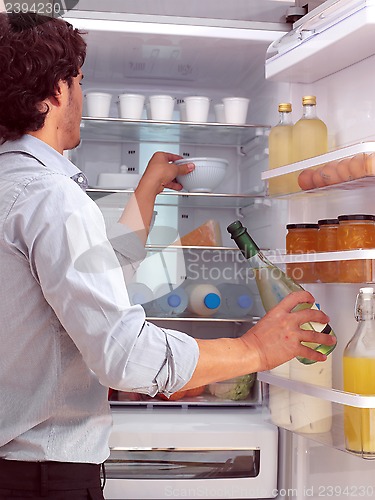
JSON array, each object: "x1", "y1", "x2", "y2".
[{"x1": 0, "y1": 12, "x2": 335, "y2": 500}]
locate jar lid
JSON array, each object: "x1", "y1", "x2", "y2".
[
  {"x1": 318, "y1": 219, "x2": 339, "y2": 225},
  {"x1": 286, "y1": 223, "x2": 319, "y2": 229},
  {"x1": 278, "y1": 103, "x2": 292, "y2": 113},
  {"x1": 338, "y1": 214, "x2": 375, "y2": 221},
  {"x1": 302, "y1": 95, "x2": 316, "y2": 105}
]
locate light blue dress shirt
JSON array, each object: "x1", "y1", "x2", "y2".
[{"x1": 0, "y1": 135, "x2": 199, "y2": 463}]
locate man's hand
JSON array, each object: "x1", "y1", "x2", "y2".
[
  {"x1": 241, "y1": 290, "x2": 336, "y2": 371},
  {"x1": 136, "y1": 151, "x2": 195, "y2": 196}
]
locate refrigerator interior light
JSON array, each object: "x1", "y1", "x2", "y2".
[{"x1": 63, "y1": 17, "x2": 284, "y2": 43}]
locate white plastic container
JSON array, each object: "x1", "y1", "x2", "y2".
[
  {"x1": 223, "y1": 97, "x2": 250, "y2": 125},
  {"x1": 185, "y1": 283, "x2": 221, "y2": 317},
  {"x1": 149, "y1": 95, "x2": 175, "y2": 121},
  {"x1": 118, "y1": 93, "x2": 145, "y2": 119},
  {"x1": 184, "y1": 96, "x2": 210, "y2": 123},
  {"x1": 289, "y1": 357, "x2": 332, "y2": 433},
  {"x1": 127, "y1": 283, "x2": 154, "y2": 310},
  {"x1": 214, "y1": 103, "x2": 225, "y2": 123},
  {"x1": 177, "y1": 99, "x2": 187, "y2": 121},
  {"x1": 269, "y1": 362, "x2": 292, "y2": 428},
  {"x1": 153, "y1": 284, "x2": 188, "y2": 316},
  {"x1": 216, "y1": 283, "x2": 253, "y2": 318},
  {"x1": 86, "y1": 92, "x2": 112, "y2": 118},
  {"x1": 96, "y1": 172, "x2": 141, "y2": 189}
]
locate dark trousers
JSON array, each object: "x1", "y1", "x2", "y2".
[{"x1": 0, "y1": 459, "x2": 105, "y2": 499}]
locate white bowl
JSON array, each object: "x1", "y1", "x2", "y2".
[
  {"x1": 97, "y1": 173, "x2": 141, "y2": 189},
  {"x1": 175, "y1": 157, "x2": 228, "y2": 193}
]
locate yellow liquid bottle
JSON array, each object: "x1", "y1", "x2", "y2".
[
  {"x1": 292, "y1": 95, "x2": 328, "y2": 163},
  {"x1": 268, "y1": 103, "x2": 298, "y2": 195},
  {"x1": 343, "y1": 287, "x2": 375, "y2": 457}
]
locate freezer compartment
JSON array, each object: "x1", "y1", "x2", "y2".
[
  {"x1": 104, "y1": 406, "x2": 278, "y2": 499},
  {"x1": 259, "y1": 370, "x2": 375, "y2": 459},
  {"x1": 262, "y1": 142, "x2": 375, "y2": 197}
]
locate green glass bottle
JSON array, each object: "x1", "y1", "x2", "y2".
[{"x1": 227, "y1": 220, "x2": 336, "y2": 365}]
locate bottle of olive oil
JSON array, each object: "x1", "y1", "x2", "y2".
[{"x1": 227, "y1": 220, "x2": 336, "y2": 365}]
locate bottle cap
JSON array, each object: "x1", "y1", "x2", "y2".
[
  {"x1": 302, "y1": 95, "x2": 317, "y2": 106},
  {"x1": 167, "y1": 294, "x2": 181, "y2": 308},
  {"x1": 278, "y1": 103, "x2": 292, "y2": 113},
  {"x1": 355, "y1": 287, "x2": 375, "y2": 321},
  {"x1": 132, "y1": 293, "x2": 146, "y2": 304},
  {"x1": 237, "y1": 294, "x2": 253, "y2": 309},
  {"x1": 204, "y1": 293, "x2": 221, "y2": 310}
]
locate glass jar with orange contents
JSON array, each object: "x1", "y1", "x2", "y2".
[
  {"x1": 317, "y1": 219, "x2": 339, "y2": 283},
  {"x1": 286, "y1": 223, "x2": 319, "y2": 283},
  {"x1": 337, "y1": 214, "x2": 375, "y2": 283}
]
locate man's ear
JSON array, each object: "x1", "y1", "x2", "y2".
[{"x1": 49, "y1": 82, "x2": 66, "y2": 108}]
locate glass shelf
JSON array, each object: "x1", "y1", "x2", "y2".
[
  {"x1": 146, "y1": 314, "x2": 259, "y2": 324},
  {"x1": 258, "y1": 371, "x2": 375, "y2": 459},
  {"x1": 87, "y1": 188, "x2": 265, "y2": 209},
  {"x1": 81, "y1": 117, "x2": 269, "y2": 147}
]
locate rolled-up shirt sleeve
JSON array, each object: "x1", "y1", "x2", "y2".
[
  {"x1": 107, "y1": 222, "x2": 147, "y2": 283},
  {"x1": 5, "y1": 174, "x2": 199, "y2": 396}
]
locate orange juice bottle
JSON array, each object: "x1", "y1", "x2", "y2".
[{"x1": 343, "y1": 287, "x2": 375, "y2": 457}]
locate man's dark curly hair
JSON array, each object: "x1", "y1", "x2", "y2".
[{"x1": 0, "y1": 12, "x2": 87, "y2": 143}]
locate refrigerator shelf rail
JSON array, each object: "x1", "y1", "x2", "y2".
[
  {"x1": 258, "y1": 371, "x2": 375, "y2": 408},
  {"x1": 265, "y1": 248, "x2": 375, "y2": 264},
  {"x1": 146, "y1": 314, "x2": 260, "y2": 324},
  {"x1": 80, "y1": 117, "x2": 270, "y2": 147}
]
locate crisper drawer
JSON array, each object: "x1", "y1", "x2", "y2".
[{"x1": 104, "y1": 407, "x2": 278, "y2": 500}]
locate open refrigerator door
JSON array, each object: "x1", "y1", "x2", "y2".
[{"x1": 259, "y1": 0, "x2": 375, "y2": 498}]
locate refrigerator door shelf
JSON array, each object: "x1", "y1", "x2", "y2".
[
  {"x1": 261, "y1": 141, "x2": 375, "y2": 197},
  {"x1": 259, "y1": 370, "x2": 375, "y2": 459},
  {"x1": 266, "y1": 0, "x2": 375, "y2": 83}
]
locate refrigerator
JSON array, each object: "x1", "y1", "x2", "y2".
[{"x1": 62, "y1": 1, "x2": 375, "y2": 498}]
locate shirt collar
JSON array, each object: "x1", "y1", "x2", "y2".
[{"x1": 0, "y1": 135, "x2": 88, "y2": 190}]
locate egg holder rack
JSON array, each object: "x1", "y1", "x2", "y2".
[{"x1": 261, "y1": 142, "x2": 375, "y2": 197}]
